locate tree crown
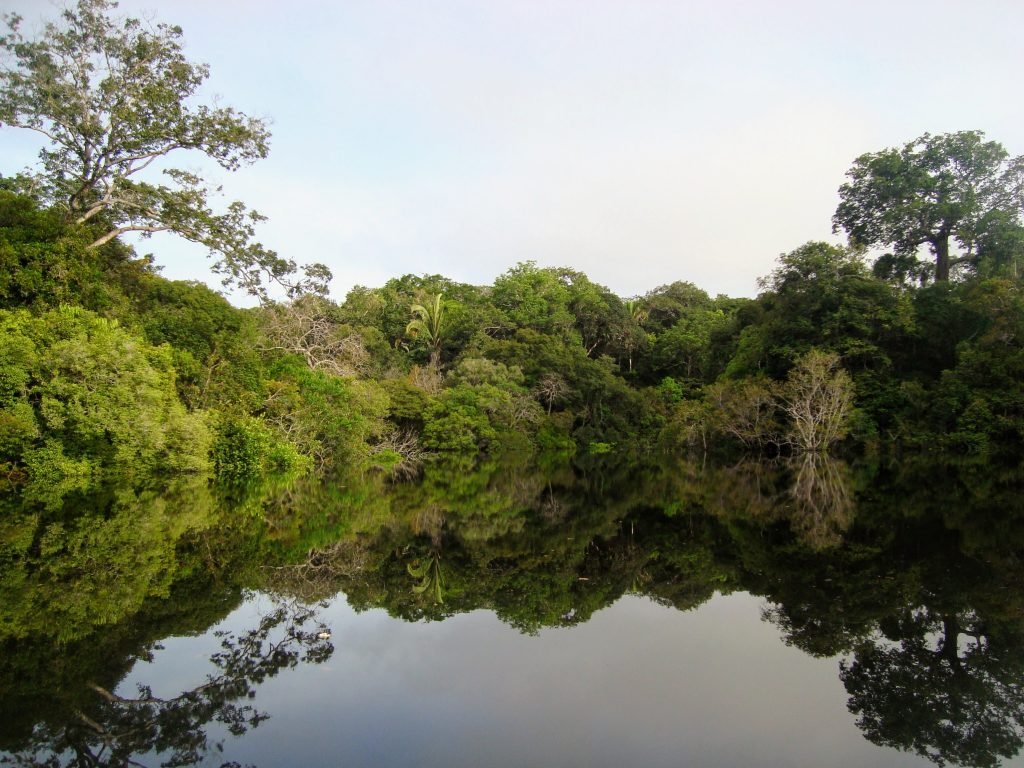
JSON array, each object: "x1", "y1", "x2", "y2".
[{"x1": 0, "y1": 0, "x2": 328, "y2": 299}]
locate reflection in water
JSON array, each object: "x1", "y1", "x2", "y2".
[
  {"x1": 406, "y1": 549, "x2": 448, "y2": 604},
  {"x1": 703, "y1": 455, "x2": 855, "y2": 550},
  {"x1": 786, "y1": 452, "x2": 855, "y2": 549},
  {"x1": 842, "y1": 609, "x2": 1024, "y2": 768},
  {"x1": 261, "y1": 538, "x2": 373, "y2": 603},
  {"x1": 0, "y1": 476, "x2": 219, "y2": 646},
  {"x1": 1, "y1": 598, "x2": 332, "y2": 768},
  {"x1": 3, "y1": 452, "x2": 1024, "y2": 767}
]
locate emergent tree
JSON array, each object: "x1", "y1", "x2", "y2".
[
  {"x1": 833, "y1": 131, "x2": 1024, "y2": 282},
  {"x1": 0, "y1": 0, "x2": 329, "y2": 298}
]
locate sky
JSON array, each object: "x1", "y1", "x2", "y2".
[{"x1": 4, "y1": 0, "x2": 1024, "y2": 305}]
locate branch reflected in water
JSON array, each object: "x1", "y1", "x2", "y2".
[
  {"x1": 785, "y1": 453, "x2": 855, "y2": 550},
  {"x1": 2, "y1": 599, "x2": 333, "y2": 768}
]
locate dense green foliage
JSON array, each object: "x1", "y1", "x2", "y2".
[
  {"x1": 4, "y1": 158, "x2": 1024, "y2": 496},
  {"x1": 0, "y1": 306, "x2": 211, "y2": 504},
  {"x1": 3, "y1": 199, "x2": 1024, "y2": 508},
  {"x1": 3, "y1": 0, "x2": 1023, "y2": 487}
]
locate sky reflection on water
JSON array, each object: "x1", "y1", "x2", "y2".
[{"x1": 125, "y1": 591, "x2": 937, "y2": 768}]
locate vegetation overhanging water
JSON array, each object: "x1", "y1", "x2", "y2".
[{"x1": 2, "y1": 2, "x2": 1024, "y2": 766}]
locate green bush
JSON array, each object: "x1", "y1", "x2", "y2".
[
  {"x1": 211, "y1": 414, "x2": 273, "y2": 485},
  {"x1": 0, "y1": 307, "x2": 211, "y2": 484}
]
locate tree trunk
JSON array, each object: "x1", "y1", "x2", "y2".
[
  {"x1": 933, "y1": 234, "x2": 951, "y2": 282},
  {"x1": 939, "y1": 614, "x2": 963, "y2": 675}
]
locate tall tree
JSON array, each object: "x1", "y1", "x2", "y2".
[
  {"x1": 779, "y1": 349, "x2": 854, "y2": 452},
  {"x1": 833, "y1": 131, "x2": 1024, "y2": 282},
  {"x1": 0, "y1": 0, "x2": 328, "y2": 298},
  {"x1": 490, "y1": 261, "x2": 576, "y2": 340},
  {"x1": 642, "y1": 281, "x2": 713, "y2": 331}
]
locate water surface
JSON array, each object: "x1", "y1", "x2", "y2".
[{"x1": 2, "y1": 452, "x2": 1022, "y2": 767}]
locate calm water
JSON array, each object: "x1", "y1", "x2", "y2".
[
  {"x1": 116, "y1": 590, "x2": 935, "y2": 768},
  {"x1": 2, "y1": 452, "x2": 1023, "y2": 767}
]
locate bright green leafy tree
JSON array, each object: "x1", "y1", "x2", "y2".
[
  {"x1": 0, "y1": 0, "x2": 328, "y2": 298},
  {"x1": 0, "y1": 306, "x2": 211, "y2": 500}
]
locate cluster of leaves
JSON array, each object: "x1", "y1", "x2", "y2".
[
  {"x1": 0, "y1": 190, "x2": 399, "y2": 497},
  {"x1": 0, "y1": 305, "x2": 211, "y2": 502}
]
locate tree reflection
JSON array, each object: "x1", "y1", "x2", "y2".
[
  {"x1": 704, "y1": 455, "x2": 855, "y2": 550},
  {"x1": 0, "y1": 476, "x2": 220, "y2": 646},
  {"x1": 840, "y1": 607, "x2": 1024, "y2": 768},
  {"x1": 758, "y1": 457, "x2": 1024, "y2": 767},
  {"x1": 785, "y1": 453, "x2": 854, "y2": 549},
  {"x1": 7, "y1": 451, "x2": 1024, "y2": 768},
  {"x1": 406, "y1": 550, "x2": 448, "y2": 604},
  {"x1": 252, "y1": 453, "x2": 1024, "y2": 767},
  {"x1": 1, "y1": 600, "x2": 333, "y2": 768}
]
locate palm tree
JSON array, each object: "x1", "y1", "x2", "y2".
[
  {"x1": 622, "y1": 298, "x2": 649, "y2": 372},
  {"x1": 405, "y1": 293, "x2": 447, "y2": 369},
  {"x1": 407, "y1": 550, "x2": 446, "y2": 604},
  {"x1": 626, "y1": 298, "x2": 649, "y2": 326}
]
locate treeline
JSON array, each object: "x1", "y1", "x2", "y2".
[
  {"x1": 3, "y1": 139, "x2": 1024, "y2": 502},
  {"x1": 2, "y1": 2, "x2": 1023, "y2": 499}
]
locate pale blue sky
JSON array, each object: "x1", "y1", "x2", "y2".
[{"x1": 4, "y1": 0, "x2": 1024, "y2": 303}]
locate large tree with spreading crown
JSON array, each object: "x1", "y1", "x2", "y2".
[
  {"x1": 833, "y1": 131, "x2": 1024, "y2": 282},
  {"x1": 0, "y1": 0, "x2": 329, "y2": 299}
]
